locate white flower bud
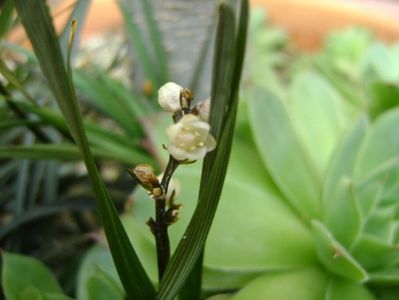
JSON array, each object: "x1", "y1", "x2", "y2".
[
  {"x1": 196, "y1": 98, "x2": 210, "y2": 122},
  {"x1": 157, "y1": 174, "x2": 181, "y2": 202},
  {"x1": 158, "y1": 82, "x2": 183, "y2": 112},
  {"x1": 166, "y1": 114, "x2": 217, "y2": 161}
]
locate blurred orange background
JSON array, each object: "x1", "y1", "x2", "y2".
[{"x1": 9, "y1": 0, "x2": 399, "y2": 51}]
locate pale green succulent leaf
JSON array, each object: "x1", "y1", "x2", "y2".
[
  {"x1": 81, "y1": 135, "x2": 317, "y2": 292},
  {"x1": 361, "y1": 43, "x2": 399, "y2": 84},
  {"x1": 324, "y1": 277, "x2": 375, "y2": 300},
  {"x1": 311, "y1": 220, "x2": 368, "y2": 282},
  {"x1": 323, "y1": 177, "x2": 362, "y2": 248},
  {"x1": 231, "y1": 267, "x2": 329, "y2": 300},
  {"x1": 132, "y1": 156, "x2": 316, "y2": 272},
  {"x1": 364, "y1": 208, "x2": 396, "y2": 242},
  {"x1": 369, "y1": 268, "x2": 399, "y2": 285},
  {"x1": 323, "y1": 117, "x2": 368, "y2": 206},
  {"x1": 249, "y1": 87, "x2": 321, "y2": 220},
  {"x1": 322, "y1": 118, "x2": 367, "y2": 247},
  {"x1": 288, "y1": 71, "x2": 349, "y2": 175},
  {"x1": 86, "y1": 273, "x2": 124, "y2": 300},
  {"x1": 351, "y1": 234, "x2": 399, "y2": 270},
  {"x1": 77, "y1": 246, "x2": 120, "y2": 300},
  {"x1": 202, "y1": 267, "x2": 265, "y2": 291},
  {"x1": 354, "y1": 108, "x2": 399, "y2": 199}
]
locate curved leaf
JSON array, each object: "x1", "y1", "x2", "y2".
[
  {"x1": 231, "y1": 267, "x2": 328, "y2": 300},
  {"x1": 249, "y1": 87, "x2": 321, "y2": 220},
  {"x1": 355, "y1": 108, "x2": 399, "y2": 181},
  {"x1": 311, "y1": 220, "x2": 368, "y2": 282},
  {"x1": 288, "y1": 71, "x2": 348, "y2": 174},
  {"x1": 325, "y1": 277, "x2": 375, "y2": 300},
  {"x1": 351, "y1": 235, "x2": 399, "y2": 270},
  {"x1": 322, "y1": 118, "x2": 367, "y2": 247},
  {"x1": 14, "y1": 1, "x2": 156, "y2": 298},
  {"x1": 0, "y1": 144, "x2": 120, "y2": 161},
  {"x1": 157, "y1": 2, "x2": 247, "y2": 299},
  {"x1": 2, "y1": 252, "x2": 64, "y2": 300},
  {"x1": 86, "y1": 273, "x2": 124, "y2": 300}
]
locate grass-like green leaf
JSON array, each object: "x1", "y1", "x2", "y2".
[
  {"x1": 117, "y1": 0, "x2": 160, "y2": 88},
  {"x1": 0, "y1": 144, "x2": 125, "y2": 162},
  {"x1": 13, "y1": 1, "x2": 156, "y2": 299},
  {"x1": 139, "y1": 0, "x2": 169, "y2": 82},
  {"x1": 0, "y1": 201, "x2": 94, "y2": 240},
  {"x1": 0, "y1": 0, "x2": 14, "y2": 41},
  {"x1": 189, "y1": 20, "x2": 215, "y2": 95},
  {"x1": 0, "y1": 120, "x2": 44, "y2": 131},
  {"x1": 0, "y1": 59, "x2": 37, "y2": 104},
  {"x1": 74, "y1": 69, "x2": 144, "y2": 136},
  {"x1": 18, "y1": 101, "x2": 156, "y2": 167},
  {"x1": 157, "y1": 1, "x2": 248, "y2": 299},
  {"x1": 59, "y1": 0, "x2": 91, "y2": 61}
]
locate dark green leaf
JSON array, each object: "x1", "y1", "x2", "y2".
[
  {"x1": 0, "y1": 201, "x2": 94, "y2": 240},
  {"x1": 157, "y1": 1, "x2": 248, "y2": 299},
  {"x1": 117, "y1": 0, "x2": 160, "y2": 87},
  {"x1": 0, "y1": 0, "x2": 14, "y2": 41},
  {"x1": 59, "y1": 0, "x2": 91, "y2": 61},
  {"x1": 139, "y1": 0, "x2": 169, "y2": 82},
  {"x1": 19, "y1": 101, "x2": 154, "y2": 165},
  {"x1": 0, "y1": 59, "x2": 37, "y2": 104},
  {"x1": 13, "y1": 1, "x2": 155, "y2": 298},
  {"x1": 73, "y1": 69, "x2": 144, "y2": 136},
  {"x1": 0, "y1": 144, "x2": 129, "y2": 163},
  {"x1": 368, "y1": 82, "x2": 399, "y2": 120}
]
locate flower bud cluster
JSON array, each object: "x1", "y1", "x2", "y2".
[
  {"x1": 157, "y1": 82, "x2": 216, "y2": 162},
  {"x1": 127, "y1": 164, "x2": 161, "y2": 196}
]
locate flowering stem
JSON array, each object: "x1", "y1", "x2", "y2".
[{"x1": 155, "y1": 156, "x2": 179, "y2": 279}]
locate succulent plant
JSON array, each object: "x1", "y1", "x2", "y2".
[{"x1": 74, "y1": 19, "x2": 399, "y2": 300}]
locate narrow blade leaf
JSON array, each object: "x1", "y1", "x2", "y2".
[
  {"x1": 157, "y1": 1, "x2": 248, "y2": 299},
  {"x1": 13, "y1": 1, "x2": 155, "y2": 298}
]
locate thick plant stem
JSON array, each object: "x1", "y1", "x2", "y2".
[{"x1": 155, "y1": 156, "x2": 179, "y2": 280}]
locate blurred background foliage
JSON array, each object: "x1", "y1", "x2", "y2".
[{"x1": 1, "y1": 0, "x2": 399, "y2": 299}]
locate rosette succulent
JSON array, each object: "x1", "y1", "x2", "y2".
[
  {"x1": 71, "y1": 21, "x2": 399, "y2": 295},
  {"x1": 74, "y1": 69, "x2": 399, "y2": 300}
]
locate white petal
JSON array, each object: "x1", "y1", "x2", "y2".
[
  {"x1": 158, "y1": 82, "x2": 182, "y2": 112},
  {"x1": 185, "y1": 147, "x2": 207, "y2": 161},
  {"x1": 167, "y1": 144, "x2": 188, "y2": 161},
  {"x1": 205, "y1": 134, "x2": 217, "y2": 151}
]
